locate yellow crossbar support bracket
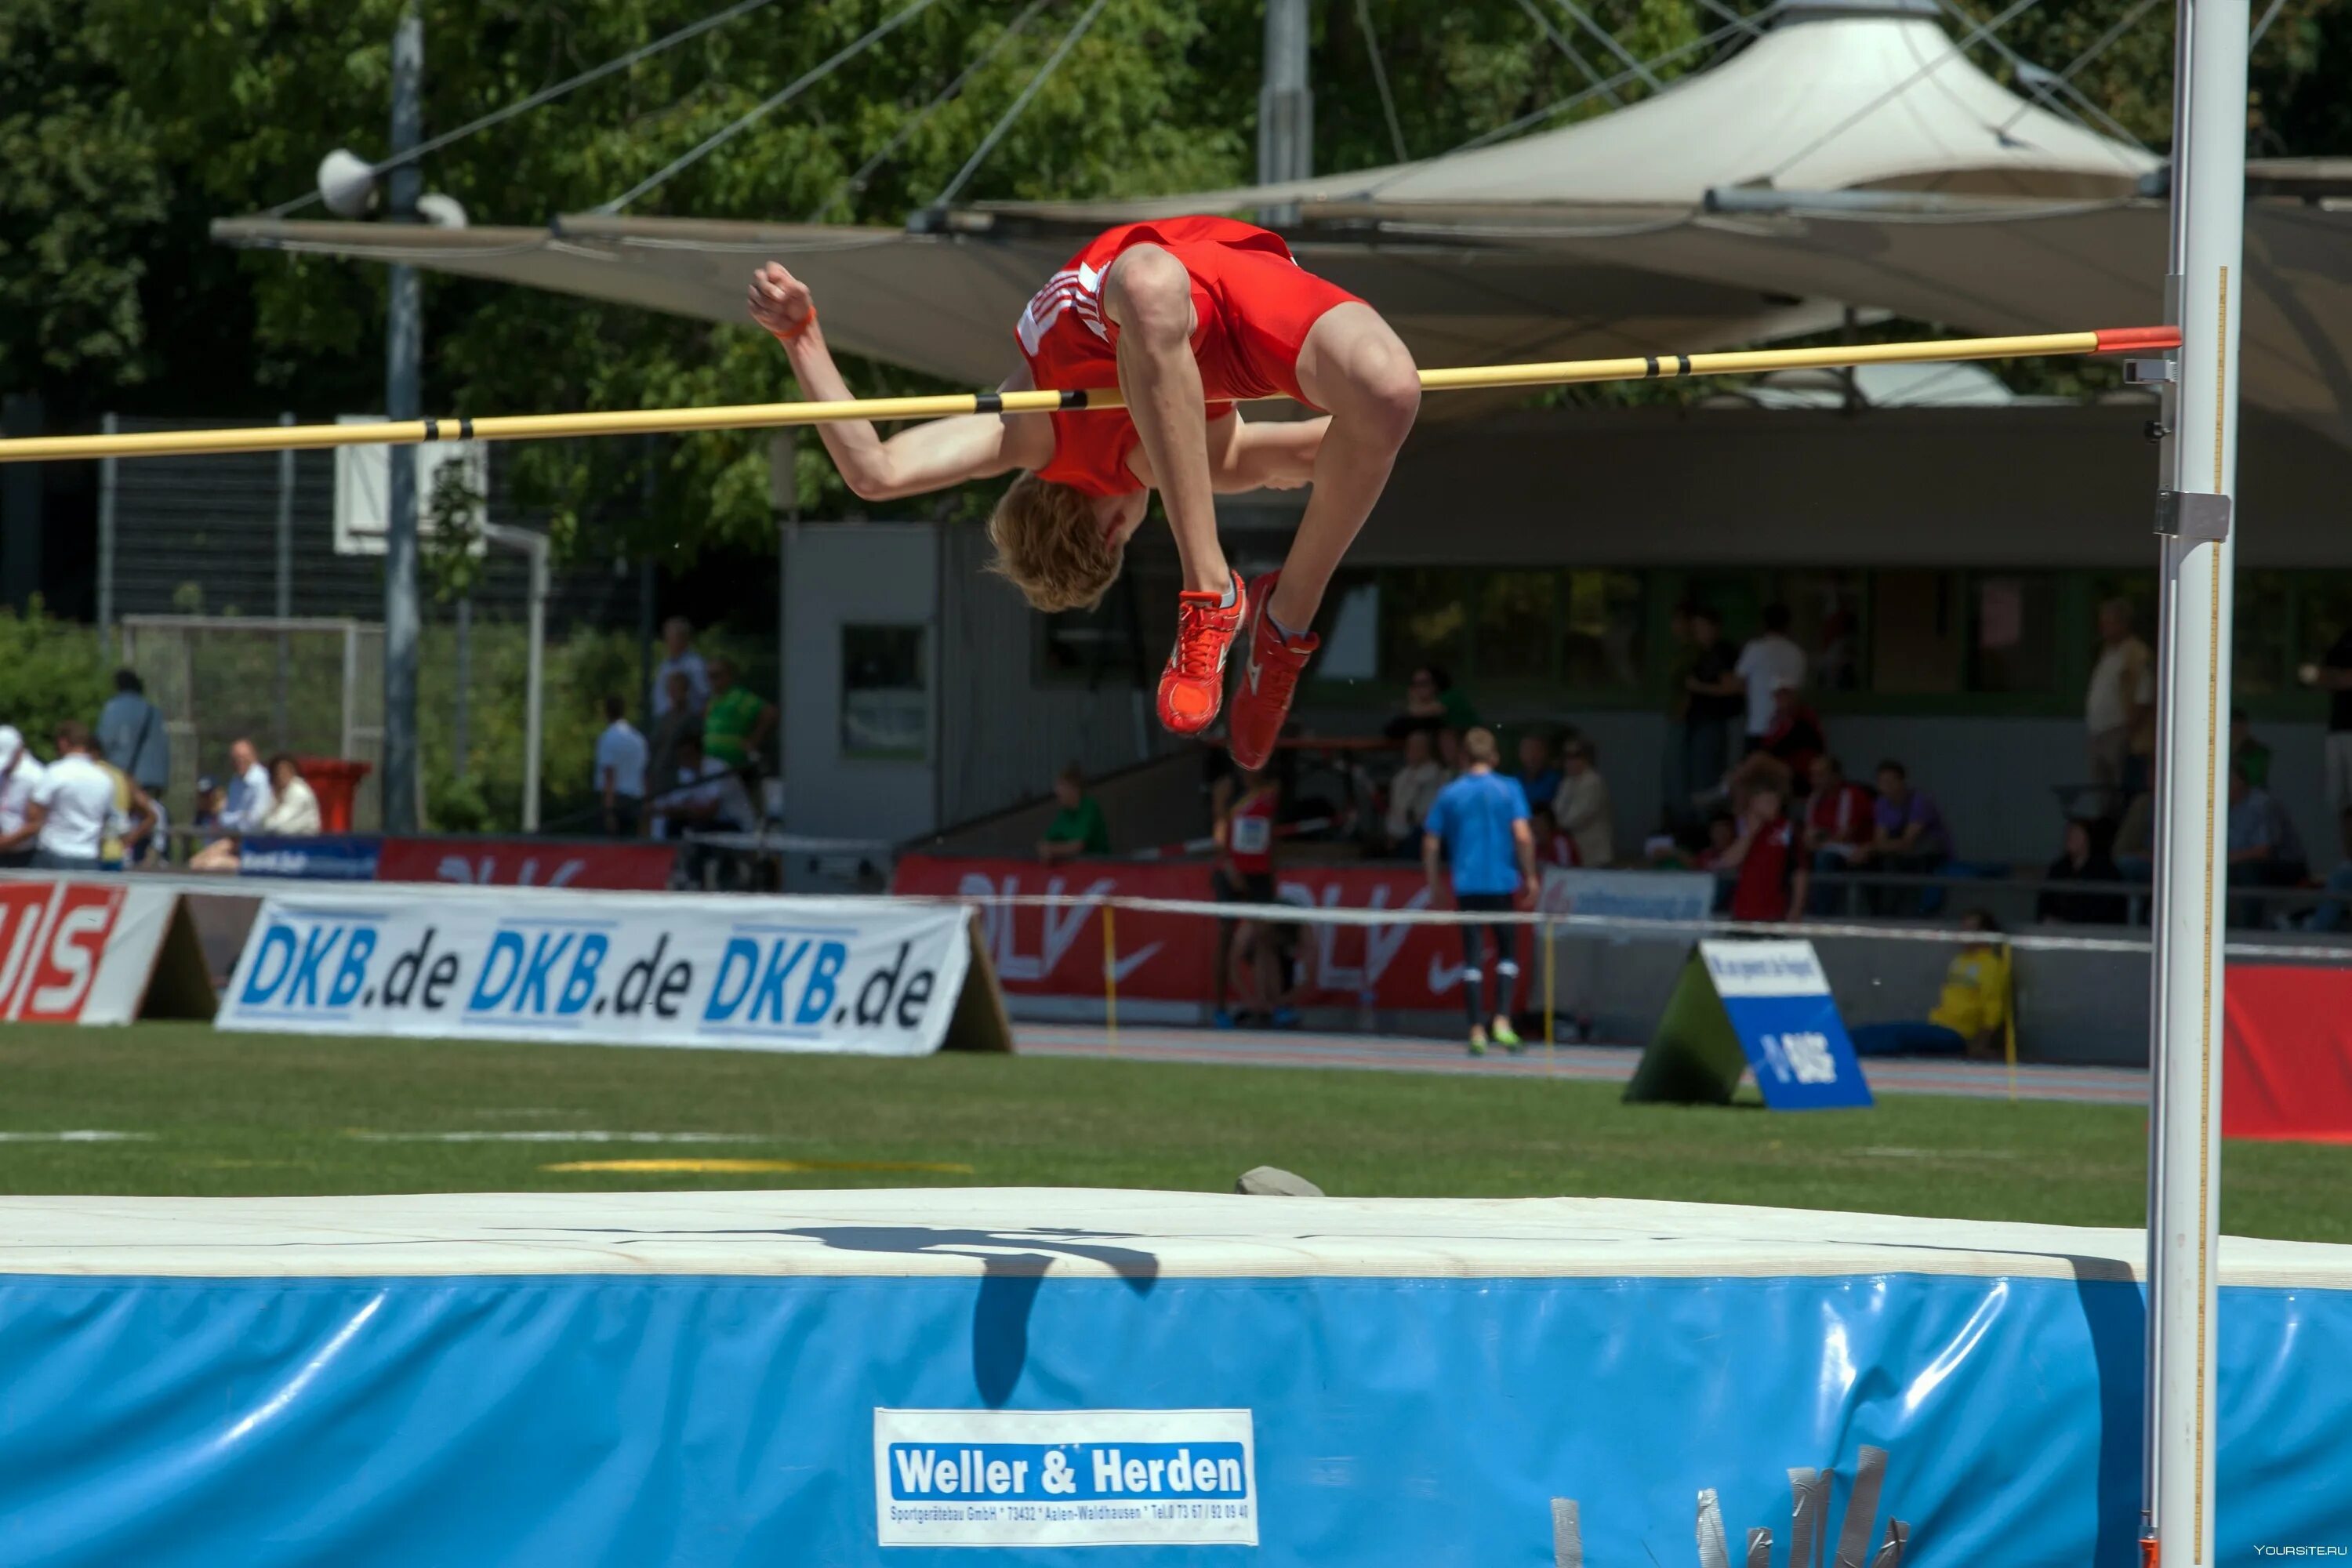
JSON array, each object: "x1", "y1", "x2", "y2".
[{"x1": 0, "y1": 327, "x2": 2181, "y2": 465}]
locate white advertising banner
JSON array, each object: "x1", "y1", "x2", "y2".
[
  {"x1": 1537, "y1": 866, "x2": 1716, "y2": 924},
  {"x1": 218, "y1": 890, "x2": 975, "y2": 1055},
  {"x1": 0, "y1": 879, "x2": 182, "y2": 1025}
]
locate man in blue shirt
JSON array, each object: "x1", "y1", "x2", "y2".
[{"x1": 1421, "y1": 727, "x2": 1538, "y2": 1055}]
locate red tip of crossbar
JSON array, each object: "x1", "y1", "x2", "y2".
[{"x1": 2093, "y1": 325, "x2": 2183, "y2": 354}]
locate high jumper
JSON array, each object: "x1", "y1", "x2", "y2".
[{"x1": 749, "y1": 215, "x2": 1421, "y2": 770}]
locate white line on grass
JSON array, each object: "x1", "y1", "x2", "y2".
[
  {"x1": 0, "y1": 1131, "x2": 154, "y2": 1142},
  {"x1": 344, "y1": 1131, "x2": 779, "y2": 1144}
]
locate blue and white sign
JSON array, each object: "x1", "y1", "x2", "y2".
[
  {"x1": 217, "y1": 888, "x2": 975, "y2": 1056},
  {"x1": 236, "y1": 834, "x2": 381, "y2": 881},
  {"x1": 874, "y1": 1409, "x2": 1258, "y2": 1548},
  {"x1": 1699, "y1": 939, "x2": 1871, "y2": 1109}
]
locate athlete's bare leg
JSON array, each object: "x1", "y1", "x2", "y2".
[
  {"x1": 1272, "y1": 303, "x2": 1421, "y2": 632},
  {"x1": 1103, "y1": 245, "x2": 1232, "y2": 599}
]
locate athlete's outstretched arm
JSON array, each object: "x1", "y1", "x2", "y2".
[
  {"x1": 1208, "y1": 412, "x2": 1330, "y2": 493},
  {"x1": 749, "y1": 262, "x2": 1047, "y2": 500}
]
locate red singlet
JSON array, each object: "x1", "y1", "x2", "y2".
[
  {"x1": 1011, "y1": 217, "x2": 1363, "y2": 497},
  {"x1": 1227, "y1": 789, "x2": 1280, "y2": 877}
]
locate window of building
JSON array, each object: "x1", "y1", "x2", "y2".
[
  {"x1": 2234, "y1": 571, "x2": 2294, "y2": 697},
  {"x1": 1778, "y1": 570, "x2": 1867, "y2": 692},
  {"x1": 1475, "y1": 570, "x2": 1557, "y2": 687},
  {"x1": 1968, "y1": 573, "x2": 2059, "y2": 693},
  {"x1": 1868, "y1": 570, "x2": 1963, "y2": 694},
  {"x1": 1377, "y1": 568, "x2": 1468, "y2": 683},
  {"x1": 1559, "y1": 570, "x2": 1644, "y2": 692},
  {"x1": 840, "y1": 624, "x2": 929, "y2": 760}
]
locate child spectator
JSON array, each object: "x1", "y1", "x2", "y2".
[
  {"x1": 1530, "y1": 801, "x2": 1580, "y2": 869},
  {"x1": 1039, "y1": 763, "x2": 1111, "y2": 862},
  {"x1": 1720, "y1": 783, "x2": 1807, "y2": 923}
]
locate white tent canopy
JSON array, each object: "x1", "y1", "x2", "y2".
[
  {"x1": 976, "y1": 0, "x2": 2157, "y2": 227},
  {"x1": 212, "y1": 0, "x2": 2352, "y2": 447}
]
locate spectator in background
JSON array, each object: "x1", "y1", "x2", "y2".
[
  {"x1": 1682, "y1": 608, "x2": 1744, "y2": 820},
  {"x1": 1848, "y1": 910, "x2": 2011, "y2": 1059},
  {"x1": 191, "y1": 775, "x2": 226, "y2": 840},
  {"x1": 1435, "y1": 726, "x2": 1465, "y2": 775},
  {"x1": 1697, "y1": 811, "x2": 1740, "y2": 873},
  {"x1": 1515, "y1": 731, "x2": 1562, "y2": 814},
  {"x1": 0, "y1": 726, "x2": 44, "y2": 869},
  {"x1": 1039, "y1": 763, "x2": 1110, "y2": 862},
  {"x1": 2040, "y1": 818, "x2": 2127, "y2": 924},
  {"x1": 2085, "y1": 597, "x2": 2154, "y2": 815},
  {"x1": 1385, "y1": 665, "x2": 1477, "y2": 741},
  {"x1": 1384, "y1": 728, "x2": 1450, "y2": 854},
  {"x1": 90, "y1": 739, "x2": 158, "y2": 872},
  {"x1": 1759, "y1": 680, "x2": 1825, "y2": 786},
  {"x1": 652, "y1": 616, "x2": 710, "y2": 720},
  {"x1": 2303, "y1": 630, "x2": 2352, "y2": 858},
  {"x1": 1530, "y1": 800, "x2": 1579, "y2": 869},
  {"x1": 1802, "y1": 753, "x2": 1876, "y2": 913},
  {"x1": 95, "y1": 668, "x2": 169, "y2": 800},
  {"x1": 191, "y1": 739, "x2": 275, "y2": 872},
  {"x1": 595, "y1": 695, "x2": 648, "y2": 838},
  {"x1": 2227, "y1": 764, "x2": 2309, "y2": 922},
  {"x1": 2114, "y1": 786, "x2": 2156, "y2": 882},
  {"x1": 1214, "y1": 768, "x2": 1294, "y2": 1029},
  {"x1": 0, "y1": 722, "x2": 116, "y2": 873},
  {"x1": 2231, "y1": 706, "x2": 2272, "y2": 790},
  {"x1": 645, "y1": 670, "x2": 697, "y2": 818},
  {"x1": 1659, "y1": 603, "x2": 1697, "y2": 830},
  {"x1": 1552, "y1": 738, "x2": 1614, "y2": 868},
  {"x1": 1858, "y1": 759, "x2": 1951, "y2": 911},
  {"x1": 261, "y1": 756, "x2": 322, "y2": 837},
  {"x1": 653, "y1": 732, "x2": 753, "y2": 840},
  {"x1": 1733, "y1": 604, "x2": 1807, "y2": 753},
  {"x1": 1422, "y1": 728, "x2": 1537, "y2": 1055},
  {"x1": 1720, "y1": 782, "x2": 1807, "y2": 923},
  {"x1": 701, "y1": 657, "x2": 778, "y2": 774},
  {"x1": 220, "y1": 739, "x2": 274, "y2": 835}
]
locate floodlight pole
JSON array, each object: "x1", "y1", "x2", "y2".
[
  {"x1": 1257, "y1": 0, "x2": 1311, "y2": 226},
  {"x1": 481, "y1": 524, "x2": 548, "y2": 833},
  {"x1": 2143, "y1": 0, "x2": 2245, "y2": 1559},
  {"x1": 382, "y1": 2, "x2": 424, "y2": 832}
]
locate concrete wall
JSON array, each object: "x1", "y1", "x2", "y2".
[
  {"x1": 780, "y1": 523, "x2": 942, "y2": 844},
  {"x1": 936, "y1": 524, "x2": 1168, "y2": 829}
]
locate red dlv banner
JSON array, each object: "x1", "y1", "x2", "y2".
[
  {"x1": 376, "y1": 837, "x2": 678, "y2": 891},
  {"x1": 2223, "y1": 964, "x2": 2352, "y2": 1145},
  {"x1": 888, "y1": 854, "x2": 1524, "y2": 1012}
]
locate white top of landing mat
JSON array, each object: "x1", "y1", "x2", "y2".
[{"x1": 0, "y1": 1190, "x2": 2345, "y2": 1288}]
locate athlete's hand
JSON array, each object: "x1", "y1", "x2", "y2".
[{"x1": 748, "y1": 263, "x2": 815, "y2": 339}]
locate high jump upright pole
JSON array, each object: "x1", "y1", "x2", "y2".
[{"x1": 2143, "y1": 0, "x2": 2246, "y2": 1557}]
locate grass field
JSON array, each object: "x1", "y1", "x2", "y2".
[{"x1": 2, "y1": 1022, "x2": 2347, "y2": 1241}]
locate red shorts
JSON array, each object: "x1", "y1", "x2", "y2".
[{"x1": 1015, "y1": 219, "x2": 1362, "y2": 496}]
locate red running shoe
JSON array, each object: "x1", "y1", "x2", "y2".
[
  {"x1": 1156, "y1": 575, "x2": 1247, "y2": 735},
  {"x1": 1229, "y1": 570, "x2": 1317, "y2": 771}
]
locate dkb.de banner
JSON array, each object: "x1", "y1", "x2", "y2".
[{"x1": 218, "y1": 889, "x2": 973, "y2": 1055}]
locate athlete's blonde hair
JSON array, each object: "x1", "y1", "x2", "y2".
[{"x1": 986, "y1": 473, "x2": 1123, "y2": 612}]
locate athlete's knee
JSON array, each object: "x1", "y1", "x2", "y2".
[
  {"x1": 1345, "y1": 338, "x2": 1421, "y2": 445},
  {"x1": 1105, "y1": 245, "x2": 1192, "y2": 343}
]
